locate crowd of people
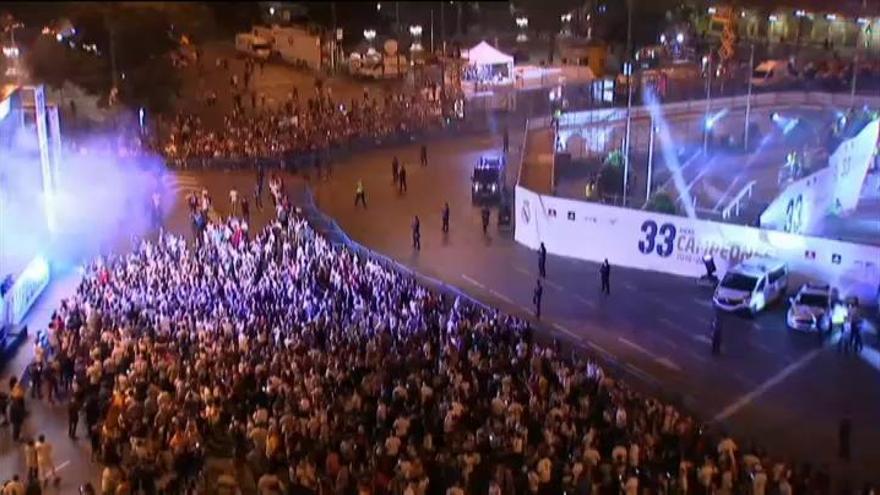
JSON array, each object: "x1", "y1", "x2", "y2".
[
  {"x1": 159, "y1": 86, "x2": 444, "y2": 165},
  {"x1": 2, "y1": 183, "x2": 863, "y2": 495}
]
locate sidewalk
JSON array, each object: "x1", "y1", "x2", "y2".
[{"x1": 0, "y1": 268, "x2": 96, "y2": 491}]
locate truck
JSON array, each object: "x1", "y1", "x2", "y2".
[
  {"x1": 235, "y1": 33, "x2": 271, "y2": 60},
  {"x1": 270, "y1": 26, "x2": 322, "y2": 70}
]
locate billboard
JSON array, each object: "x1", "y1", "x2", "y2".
[
  {"x1": 760, "y1": 119, "x2": 880, "y2": 235},
  {"x1": 515, "y1": 185, "x2": 880, "y2": 303}
]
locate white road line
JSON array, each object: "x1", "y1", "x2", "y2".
[
  {"x1": 692, "y1": 334, "x2": 712, "y2": 344},
  {"x1": 618, "y1": 336, "x2": 653, "y2": 356},
  {"x1": 461, "y1": 274, "x2": 486, "y2": 290},
  {"x1": 655, "y1": 357, "x2": 682, "y2": 372},
  {"x1": 695, "y1": 299, "x2": 714, "y2": 309},
  {"x1": 619, "y1": 336, "x2": 682, "y2": 372},
  {"x1": 655, "y1": 334, "x2": 680, "y2": 350},
  {"x1": 514, "y1": 266, "x2": 532, "y2": 277},
  {"x1": 575, "y1": 294, "x2": 596, "y2": 309},
  {"x1": 55, "y1": 460, "x2": 71, "y2": 472},
  {"x1": 584, "y1": 340, "x2": 617, "y2": 360},
  {"x1": 713, "y1": 347, "x2": 823, "y2": 422},
  {"x1": 545, "y1": 279, "x2": 564, "y2": 291},
  {"x1": 752, "y1": 341, "x2": 775, "y2": 354},
  {"x1": 553, "y1": 323, "x2": 582, "y2": 340},
  {"x1": 519, "y1": 305, "x2": 532, "y2": 314},
  {"x1": 488, "y1": 289, "x2": 514, "y2": 305}
]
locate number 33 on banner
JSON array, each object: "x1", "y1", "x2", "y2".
[{"x1": 638, "y1": 220, "x2": 677, "y2": 257}]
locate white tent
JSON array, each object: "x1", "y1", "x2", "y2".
[
  {"x1": 461, "y1": 41, "x2": 514, "y2": 86},
  {"x1": 462, "y1": 41, "x2": 514, "y2": 67}
]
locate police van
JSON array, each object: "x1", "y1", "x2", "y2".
[
  {"x1": 472, "y1": 155, "x2": 505, "y2": 204},
  {"x1": 713, "y1": 258, "x2": 789, "y2": 315}
]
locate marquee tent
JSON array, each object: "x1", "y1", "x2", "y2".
[{"x1": 461, "y1": 41, "x2": 514, "y2": 84}]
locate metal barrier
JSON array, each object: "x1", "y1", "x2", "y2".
[{"x1": 721, "y1": 180, "x2": 757, "y2": 220}]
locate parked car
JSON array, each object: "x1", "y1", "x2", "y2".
[
  {"x1": 713, "y1": 258, "x2": 788, "y2": 315},
  {"x1": 786, "y1": 283, "x2": 833, "y2": 332}
]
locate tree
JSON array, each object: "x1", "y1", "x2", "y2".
[
  {"x1": 26, "y1": 33, "x2": 108, "y2": 95},
  {"x1": 646, "y1": 192, "x2": 677, "y2": 215}
]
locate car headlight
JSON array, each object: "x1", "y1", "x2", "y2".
[{"x1": 490, "y1": 184, "x2": 498, "y2": 192}]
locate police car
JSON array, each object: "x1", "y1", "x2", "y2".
[
  {"x1": 786, "y1": 283, "x2": 833, "y2": 332},
  {"x1": 472, "y1": 155, "x2": 505, "y2": 204},
  {"x1": 712, "y1": 258, "x2": 788, "y2": 315}
]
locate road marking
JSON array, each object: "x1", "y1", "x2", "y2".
[
  {"x1": 619, "y1": 336, "x2": 682, "y2": 372},
  {"x1": 519, "y1": 305, "x2": 533, "y2": 314},
  {"x1": 618, "y1": 337, "x2": 653, "y2": 356},
  {"x1": 461, "y1": 274, "x2": 486, "y2": 290},
  {"x1": 713, "y1": 347, "x2": 823, "y2": 422},
  {"x1": 655, "y1": 357, "x2": 682, "y2": 372},
  {"x1": 752, "y1": 341, "x2": 775, "y2": 354},
  {"x1": 623, "y1": 281, "x2": 637, "y2": 292},
  {"x1": 584, "y1": 339, "x2": 616, "y2": 360},
  {"x1": 553, "y1": 323, "x2": 581, "y2": 340},
  {"x1": 695, "y1": 299, "x2": 714, "y2": 309},
  {"x1": 514, "y1": 266, "x2": 532, "y2": 277},
  {"x1": 655, "y1": 334, "x2": 680, "y2": 350},
  {"x1": 545, "y1": 279, "x2": 564, "y2": 291},
  {"x1": 56, "y1": 460, "x2": 71, "y2": 472},
  {"x1": 575, "y1": 294, "x2": 596, "y2": 309},
  {"x1": 488, "y1": 289, "x2": 514, "y2": 305},
  {"x1": 692, "y1": 334, "x2": 712, "y2": 344}
]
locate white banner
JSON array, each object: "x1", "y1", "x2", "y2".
[{"x1": 515, "y1": 185, "x2": 880, "y2": 303}]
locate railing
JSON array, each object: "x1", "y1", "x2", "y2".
[
  {"x1": 517, "y1": 117, "x2": 529, "y2": 186},
  {"x1": 721, "y1": 180, "x2": 757, "y2": 220},
  {"x1": 558, "y1": 91, "x2": 880, "y2": 130}
]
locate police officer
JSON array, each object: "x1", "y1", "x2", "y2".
[
  {"x1": 538, "y1": 242, "x2": 547, "y2": 278},
  {"x1": 503, "y1": 127, "x2": 510, "y2": 153},
  {"x1": 355, "y1": 180, "x2": 367, "y2": 208},
  {"x1": 442, "y1": 202, "x2": 450, "y2": 233},
  {"x1": 600, "y1": 259, "x2": 611, "y2": 295},
  {"x1": 399, "y1": 165, "x2": 408, "y2": 193},
  {"x1": 481, "y1": 207, "x2": 491, "y2": 235},
  {"x1": 412, "y1": 215, "x2": 421, "y2": 250},
  {"x1": 392, "y1": 156, "x2": 400, "y2": 185},
  {"x1": 420, "y1": 144, "x2": 428, "y2": 167},
  {"x1": 533, "y1": 279, "x2": 543, "y2": 319}
]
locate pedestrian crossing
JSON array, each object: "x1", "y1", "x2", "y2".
[{"x1": 163, "y1": 172, "x2": 202, "y2": 196}]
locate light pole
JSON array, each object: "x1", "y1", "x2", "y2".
[
  {"x1": 409, "y1": 24, "x2": 423, "y2": 52},
  {"x1": 646, "y1": 120, "x2": 656, "y2": 204},
  {"x1": 744, "y1": 43, "x2": 755, "y2": 151},
  {"x1": 430, "y1": 9, "x2": 435, "y2": 53},
  {"x1": 623, "y1": 61, "x2": 633, "y2": 207},
  {"x1": 702, "y1": 55, "x2": 713, "y2": 154},
  {"x1": 516, "y1": 16, "x2": 529, "y2": 44}
]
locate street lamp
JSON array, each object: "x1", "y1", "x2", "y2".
[
  {"x1": 516, "y1": 16, "x2": 528, "y2": 43},
  {"x1": 675, "y1": 32, "x2": 685, "y2": 44},
  {"x1": 409, "y1": 24, "x2": 423, "y2": 52}
]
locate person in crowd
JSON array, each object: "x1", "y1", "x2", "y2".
[
  {"x1": 481, "y1": 207, "x2": 491, "y2": 235},
  {"x1": 533, "y1": 279, "x2": 543, "y2": 319},
  {"x1": 420, "y1": 144, "x2": 428, "y2": 167}
]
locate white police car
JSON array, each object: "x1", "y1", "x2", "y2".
[
  {"x1": 786, "y1": 283, "x2": 833, "y2": 332},
  {"x1": 713, "y1": 258, "x2": 788, "y2": 315}
]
